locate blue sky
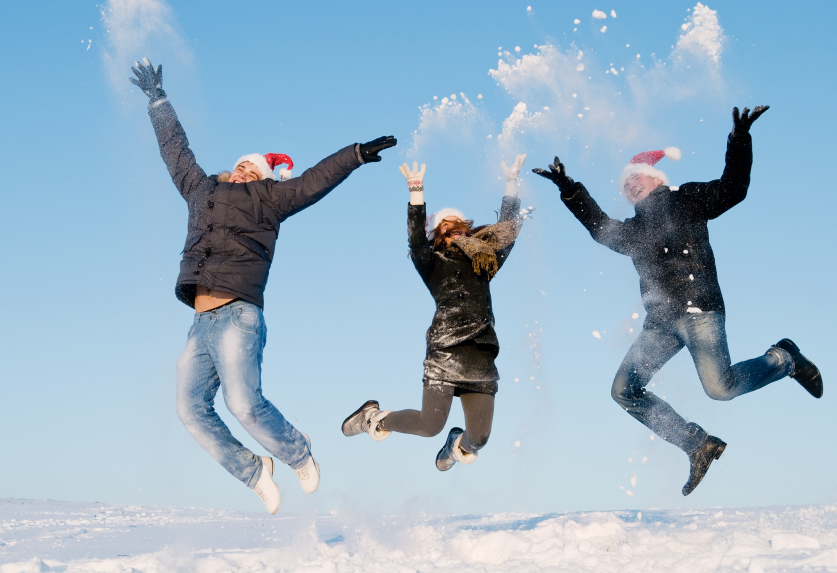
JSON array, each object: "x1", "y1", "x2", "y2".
[{"x1": 0, "y1": 0, "x2": 835, "y2": 516}]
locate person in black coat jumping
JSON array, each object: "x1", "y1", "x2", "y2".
[
  {"x1": 131, "y1": 59, "x2": 396, "y2": 513},
  {"x1": 534, "y1": 106, "x2": 822, "y2": 495},
  {"x1": 342, "y1": 156, "x2": 530, "y2": 471}
]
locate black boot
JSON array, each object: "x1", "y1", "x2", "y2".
[
  {"x1": 682, "y1": 436, "x2": 726, "y2": 496},
  {"x1": 774, "y1": 339, "x2": 822, "y2": 398}
]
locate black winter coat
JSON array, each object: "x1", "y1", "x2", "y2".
[
  {"x1": 408, "y1": 196, "x2": 522, "y2": 352},
  {"x1": 562, "y1": 132, "x2": 753, "y2": 322},
  {"x1": 148, "y1": 99, "x2": 363, "y2": 309}
]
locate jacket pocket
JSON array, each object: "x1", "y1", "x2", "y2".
[{"x1": 232, "y1": 232, "x2": 271, "y2": 261}]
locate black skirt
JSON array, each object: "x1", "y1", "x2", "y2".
[{"x1": 423, "y1": 337, "x2": 500, "y2": 396}]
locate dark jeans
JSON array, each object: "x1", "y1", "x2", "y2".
[{"x1": 612, "y1": 311, "x2": 793, "y2": 453}]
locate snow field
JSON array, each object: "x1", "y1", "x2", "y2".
[{"x1": 2, "y1": 500, "x2": 837, "y2": 572}]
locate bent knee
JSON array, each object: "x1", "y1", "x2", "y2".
[
  {"x1": 467, "y1": 430, "x2": 491, "y2": 450},
  {"x1": 416, "y1": 419, "x2": 448, "y2": 438},
  {"x1": 702, "y1": 372, "x2": 736, "y2": 401},
  {"x1": 704, "y1": 387, "x2": 735, "y2": 401}
]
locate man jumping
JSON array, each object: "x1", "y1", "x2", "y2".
[
  {"x1": 131, "y1": 58, "x2": 396, "y2": 513},
  {"x1": 534, "y1": 105, "x2": 822, "y2": 495}
]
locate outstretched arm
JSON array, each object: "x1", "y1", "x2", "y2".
[
  {"x1": 533, "y1": 156, "x2": 632, "y2": 255},
  {"x1": 399, "y1": 162, "x2": 435, "y2": 280},
  {"x1": 683, "y1": 105, "x2": 767, "y2": 219},
  {"x1": 265, "y1": 136, "x2": 396, "y2": 222},
  {"x1": 132, "y1": 58, "x2": 207, "y2": 200}
]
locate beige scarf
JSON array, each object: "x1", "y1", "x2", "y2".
[{"x1": 452, "y1": 219, "x2": 521, "y2": 278}]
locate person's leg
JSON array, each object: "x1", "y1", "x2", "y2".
[
  {"x1": 210, "y1": 302, "x2": 310, "y2": 472},
  {"x1": 681, "y1": 311, "x2": 793, "y2": 401},
  {"x1": 612, "y1": 323, "x2": 708, "y2": 453},
  {"x1": 176, "y1": 313, "x2": 262, "y2": 487},
  {"x1": 459, "y1": 392, "x2": 495, "y2": 453},
  {"x1": 379, "y1": 384, "x2": 455, "y2": 437}
]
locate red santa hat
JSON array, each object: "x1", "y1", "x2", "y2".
[
  {"x1": 426, "y1": 208, "x2": 466, "y2": 239},
  {"x1": 619, "y1": 147, "x2": 681, "y2": 192},
  {"x1": 233, "y1": 153, "x2": 294, "y2": 181}
]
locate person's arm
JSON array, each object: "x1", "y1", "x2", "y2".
[
  {"x1": 534, "y1": 156, "x2": 632, "y2": 255},
  {"x1": 132, "y1": 59, "x2": 208, "y2": 200},
  {"x1": 495, "y1": 155, "x2": 527, "y2": 269},
  {"x1": 399, "y1": 162, "x2": 435, "y2": 279},
  {"x1": 265, "y1": 136, "x2": 397, "y2": 222},
  {"x1": 682, "y1": 106, "x2": 768, "y2": 220}
]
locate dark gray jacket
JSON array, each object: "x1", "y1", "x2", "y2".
[
  {"x1": 408, "y1": 196, "x2": 521, "y2": 351},
  {"x1": 148, "y1": 99, "x2": 363, "y2": 308},
  {"x1": 561, "y1": 132, "x2": 753, "y2": 322}
]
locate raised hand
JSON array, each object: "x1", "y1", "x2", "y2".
[
  {"x1": 398, "y1": 161, "x2": 426, "y2": 193},
  {"x1": 130, "y1": 57, "x2": 166, "y2": 103},
  {"x1": 502, "y1": 154, "x2": 527, "y2": 182},
  {"x1": 732, "y1": 105, "x2": 769, "y2": 136},
  {"x1": 533, "y1": 156, "x2": 575, "y2": 195},
  {"x1": 360, "y1": 136, "x2": 397, "y2": 163}
]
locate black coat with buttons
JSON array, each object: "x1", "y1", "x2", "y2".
[
  {"x1": 561, "y1": 132, "x2": 753, "y2": 322},
  {"x1": 408, "y1": 196, "x2": 521, "y2": 352},
  {"x1": 148, "y1": 99, "x2": 362, "y2": 309}
]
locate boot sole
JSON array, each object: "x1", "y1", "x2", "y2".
[{"x1": 342, "y1": 400, "x2": 379, "y2": 436}]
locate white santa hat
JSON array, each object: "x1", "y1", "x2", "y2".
[
  {"x1": 426, "y1": 207, "x2": 466, "y2": 239},
  {"x1": 233, "y1": 153, "x2": 294, "y2": 181},
  {"x1": 618, "y1": 147, "x2": 681, "y2": 192}
]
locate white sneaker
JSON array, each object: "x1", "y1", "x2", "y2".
[
  {"x1": 253, "y1": 456, "x2": 281, "y2": 514},
  {"x1": 296, "y1": 434, "x2": 320, "y2": 494}
]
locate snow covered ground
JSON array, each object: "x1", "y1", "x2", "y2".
[{"x1": 2, "y1": 499, "x2": 837, "y2": 572}]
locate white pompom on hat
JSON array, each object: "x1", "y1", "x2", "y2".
[
  {"x1": 233, "y1": 153, "x2": 294, "y2": 181},
  {"x1": 619, "y1": 147, "x2": 681, "y2": 192},
  {"x1": 426, "y1": 207, "x2": 466, "y2": 239}
]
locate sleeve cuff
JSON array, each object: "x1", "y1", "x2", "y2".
[{"x1": 354, "y1": 143, "x2": 366, "y2": 165}]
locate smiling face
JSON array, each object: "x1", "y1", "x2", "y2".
[
  {"x1": 440, "y1": 217, "x2": 467, "y2": 246},
  {"x1": 625, "y1": 173, "x2": 664, "y2": 205},
  {"x1": 228, "y1": 161, "x2": 262, "y2": 183}
]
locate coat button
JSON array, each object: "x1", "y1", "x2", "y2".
[
  {"x1": 207, "y1": 200, "x2": 214, "y2": 208},
  {"x1": 455, "y1": 270, "x2": 461, "y2": 277},
  {"x1": 207, "y1": 224, "x2": 213, "y2": 232},
  {"x1": 205, "y1": 248, "x2": 212, "y2": 256}
]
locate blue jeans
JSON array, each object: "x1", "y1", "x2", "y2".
[
  {"x1": 612, "y1": 311, "x2": 793, "y2": 454},
  {"x1": 176, "y1": 300, "x2": 310, "y2": 488}
]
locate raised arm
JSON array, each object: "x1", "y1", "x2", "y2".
[
  {"x1": 132, "y1": 59, "x2": 208, "y2": 200},
  {"x1": 263, "y1": 136, "x2": 396, "y2": 222},
  {"x1": 681, "y1": 105, "x2": 767, "y2": 220},
  {"x1": 534, "y1": 156, "x2": 632, "y2": 256},
  {"x1": 399, "y1": 162, "x2": 435, "y2": 280},
  {"x1": 494, "y1": 155, "x2": 527, "y2": 268}
]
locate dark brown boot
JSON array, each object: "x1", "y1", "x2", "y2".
[
  {"x1": 682, "y1": 436, "x2": 726, "y2": 496},
  {"x1": 775, "y1": 339, "x2": 823, "y2": 399}
]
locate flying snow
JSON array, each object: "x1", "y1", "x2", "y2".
[{"x1": 592, "y1": 10, "x2": 607, "y2": 19}]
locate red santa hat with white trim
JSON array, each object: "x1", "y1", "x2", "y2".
[
  {"x1": 426, "y1": 207, "x2": 466, "y2": 239},
  {"x1": 619, "y1": 147, "x2": 681, "y2": 192},
  {"x1": 233, "y1": 153, "x2": 294, "y2": 181}
]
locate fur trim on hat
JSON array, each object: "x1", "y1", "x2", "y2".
[
  {"x1": 234, "y1": 154, "x2": 276, "y2": 181},
  {"x1": 619, "y1": 163, "x2": 670, "y2": 193},
  {"x1": 427, "y1": 207, "x2": 466, "y2": 239}
]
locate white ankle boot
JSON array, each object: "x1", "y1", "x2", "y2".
[
  {"x1": 253, "y1": 456, "x2": 281, "y2": 514},
  {"x1": 453, "y1": 435, "x2": 478, "y2": 464},
  {"x1": 367, "y1": 409, "x2": 393, "y2": 441},
  {"x1": 295, "y1": 434, "x2": 320, "y2": 494}
]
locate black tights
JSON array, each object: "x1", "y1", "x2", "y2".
[{"x1": 379, "y1": 385, "x2": 494, "y2": 453}]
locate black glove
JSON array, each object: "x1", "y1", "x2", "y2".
[
  {"x1": 130, "y1": 58, "x2": 166, "y2": 103},
  {"x1": 731, "y1": 105, "x2": 769, "y2": 137},
  {"x1": 533, "y1": 157, "x2": 575, "y2": 196},
  {"x1": 359, "y1": 136, "x2": 397, "y2": 163}
]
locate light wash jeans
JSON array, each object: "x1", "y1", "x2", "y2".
[
  {"x1": 612, "y1": 311, "x2": 793, "y2": 454},
  {"x1": 176, "y1": 300, "x2": 310, "y2": 488}
]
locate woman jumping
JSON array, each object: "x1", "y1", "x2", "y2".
[{"x1": 342, "y1": 156, "x2": 529, "y2": 470}]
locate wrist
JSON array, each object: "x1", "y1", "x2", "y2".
[{"x1": 505, "y1": 179, "x2": 518, "y2": 196}]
